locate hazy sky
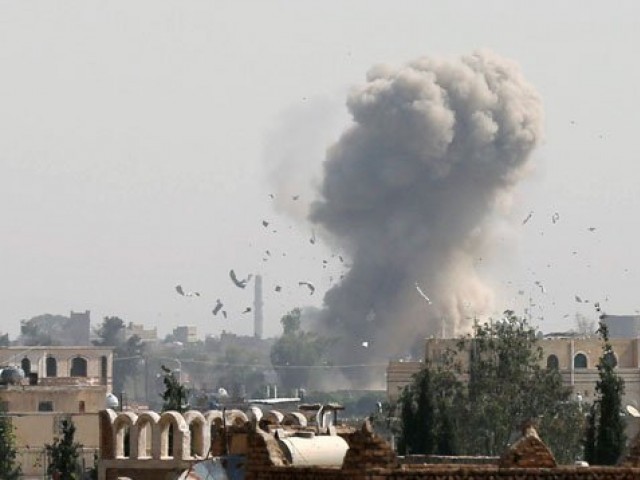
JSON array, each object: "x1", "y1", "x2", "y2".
[{"x1": 1, "y1": 1, "x2": 639, "y2": 341}]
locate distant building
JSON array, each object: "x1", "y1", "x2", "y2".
[
  {"x1": 387, "y1": 335, "x2": 640, "y2": 407},
  {"x1": 125, "y1": 322, "x2": 158, "y2": 343},
  {"x1": 173, "y1": 325, "x2": 198, "y2": 343},
  {"x1": 20, "y1": 310, "x2": 91, "y2": 346}
]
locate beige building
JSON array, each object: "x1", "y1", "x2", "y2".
[
  {"x1": 0, "y1": 346, "x2": 114, "y2": 477},
  {"x1": 387, "y1": 336, "x2": 640, "y2": 407},
  {"x1": 173, "y1": 325, "x2": 198, "y2": 343}
]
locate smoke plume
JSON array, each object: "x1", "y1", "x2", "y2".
[{"x1": 309, "y1": 50, "x2": 543, "y2": 364}]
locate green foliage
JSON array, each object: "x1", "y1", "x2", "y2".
[
  {"x1": 20, "y1": 314, "x2": 66, "y2": 345},
  {"x1": 0, "y1": 409, "x2": 21, "y2": 480},
  {"x1": 46, "y1": 419, "x2": 82, "y2": 480},
  {"x1": 399, "y1": 311, "x2": 584, "y2": 462},
  {"x1": 93, "y1": 316, "x2": 145, "y2": 395},
  {"x1": 0, "y1": 333, "x2": 9, "y2": 347},
  {"x1": 270, "y1": 308, "x2": 328, "y2": 390},
  {"x1": 160, "y1": 365, "x2": 189, "y2": 412},
  {"x1": 584, "y1": 321, "x2": 626, "y2": 465}
]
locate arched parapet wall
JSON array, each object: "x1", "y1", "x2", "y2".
[
  {"x1": 113, "y1": 412, "x2": 138, "y2": 459},
  {"x1": 205, "y1": 410, "x2": 224, "y2": 428},
  {"x1": 184, "y1": 410, "x2": 208, "y2": 458},
  {"x1": 99, "y1": 409, "x2": 119, "y2": 459},
  {"x1": 133, "y1": 411, "x2": 160, "y2": 459},
  {"x1": 157, "y1": 411, "x2": 190, "y2": 460},
  {"x1": 226, "y1": 409, "x2": 249, "y2": 427},
  {"x1": 265, "y1": 410, "x2": 284, "y2": 427},
  {"x1": 283, "y1": 411, "x2": 307, "y2": 427}
]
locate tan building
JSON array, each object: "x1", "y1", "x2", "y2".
[
  {"x1": 387, "y1": 336, "x2": 640, "y2": 407},
  {"x1": 173, "y1": 325, "x2": 198, "y2": 343},
  {"x1": 0, "y1": 346, "x2": 114, "y2": 477}
]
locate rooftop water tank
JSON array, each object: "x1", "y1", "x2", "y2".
[
  {"x1": 278, "y1": 433, "x2": 349, "y2": 467},
  {"x1": 0, "y1": 366, "x2": 25, "y2": 385}
]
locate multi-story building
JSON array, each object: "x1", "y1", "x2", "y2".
[
  {"x1": 173, "y1": 325, "x2": 198, "y2": 343},
  {"x1": 387, "y1": 315, "x2": 640, "y2": 407},
  {"x1": 0, "y1": 346, "x2": 114, "y2": 477}
]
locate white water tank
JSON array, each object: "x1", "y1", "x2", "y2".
[
  {"x1": 106, "y1": 393, "x2": 119, "y2": 409},
  {"x1": 278, "y1": 433, "x2": 349, "y2": 467}
]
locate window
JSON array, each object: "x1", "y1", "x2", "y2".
[
  {"x1": 70, "y1": 357, "x2": 87, "y2": 377},
  {"x1": 38, "y1": 401, "x2": 54, "y2": 412},
  {"x1": 21, "y1": 357, "x2": 31, "y2": 375},
  {"x1": 574, "y1": 353, "x2": 588, "y2": 369},
  {"x1": 546, "y1": 354, "x2": 559, "y2": 370},
  {"x1": 79, "y1": 401, "x2": 86, "y2": 413},
  {"x1": 101, "y1": 356, "x2": 108, "y2": 379},
  {"x1": 46, "y1": 357, "x2": 57, "y2": 377}
]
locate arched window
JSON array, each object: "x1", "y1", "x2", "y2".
[
  {"x1": 546, "y1": 354, "x2": 559, "y2": 370},
  {"x1": 101, "y1": 356, "x2": 108, "y2": 380},
  {"x1": 46, "y1": 357, "x2": 57, "y2": 377},
  {"x1": 21, "y1": 357, "x2": 31, "y2": 375},
  {"x1": 70, "y1": 357, "x2": 87, "y2": 377},
  {"x1": 574, "y1": 353, "x2": 588, "y2": 369}
]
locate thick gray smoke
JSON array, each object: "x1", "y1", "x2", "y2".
[{"x1": 309, "y1": 50, "x2": 543, "y2": 364}]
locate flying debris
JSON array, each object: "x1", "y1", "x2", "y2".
[
  {"x1": 595, "y1": 302, "x2": 601, "y2": 313},
  {"x1": 522, "y1": 211, "x2": 534, "y2": 225},
  {"x1": 588, "y1": 227, "x2": 596, "y2": 232},
  {"x1": 262, "y1": 220, "x2": 269, "y2": 227},
  {"x1": 230, "y1": 270, "x2": 252, "y2": 289},
  {"x1": 518, "y1": 290, "x2": 525, "y2": 295},
  {"x1": 269, "y1": 194, "x2": 275, "y2": 199},
  {"x1": 414, "y1": 283, "x2": 433, "y2": 305},
  {"x1": 242, "y1": 307, "x2": 252, "y2": 314},
  {"x1": 361, "y1": 341, "x2": 369, "y2": 348},
  {"x1": 551, "y1": 212, "x2": 560, "y2": 224},
  {"x1": 175, "y1": 285, "x2": 199, "y2": 297},
  {"x1": 265, "y1": 250, "x2": 271, "y2": 256},
  {"x1": 212, "y1": 299, "x2": 223, "y2": 316},
  {"x1": 275, "y1": 285, "x2": 282, "y2": 292},
  {"x1": 298, "y1": 281, "x2": 316, "y2": 295},
  {"x1": 575, "y1": 295, "x2": 583, "y2": 303},
  {"x1": 338, "y1": 256, "x2": 344, "y2": 263},
  {"x1": 309, "y1": 231, "x2": 316, "y2": 245},
  {"x1": 292, "y1": 195, "x2": 300, "y2": 200},
  {"x1": 534, "y1": 281, "x2": 546, "y2": 294},
  {"x1": 222, "y1": 311, "x2": 228, "y2": 319}
]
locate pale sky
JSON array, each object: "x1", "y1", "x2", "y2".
[{"x1": 1, "y1": 1, "x2": 639, "y2": 341}]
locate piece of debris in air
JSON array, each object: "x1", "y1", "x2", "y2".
[
  {"x1": 242, "y1": 307, "x2": 252, "y2": 314},
  {"x1": 222, "y1": 311, "x2": 227, "y2": 319},
  {"x1": 262, "y1": 220, "x2": 269, "y2": 227},
  {"x1": 595, "y1": 302, "x2": 601, "y2": 313},
  {"x1": 362, "y1": 341, "x2": 369, "y2": 348},
  {"x1": 176, "y1": 285, "x2": 199, "y2": 297},
  {"x1": 212, "y1": 299, "x2": 223, "y2": 316},
  {"x1": 575, "y1": 295, "x2": 583, "y2": 303},
  {"x1": 522, "y1": 211, "x2": 533, "y2": 225},
  {"x1": 588, "y1": 227, "x2": 596, "y2": 232},
  {"x1": 275, "y1": 285, "x2": 282, "y2": 292},
  {"x1": 309, "y1": 230, "x2": 316, "y2": 245},
  {"x1": 552, "y1": 212, "x2": 560, "y2": 224},
  {"x1": 415, "y1": 283, "x2": 433, "y2": 305},
  {"x1": 230, "y1": 270, "x2": 252, "y2": 289},
  {"x1": 298, "y1": 281, "x2": 315, "y2": 295},
  {"x1": 269, "y1": 194, "x2": 275, "y2": 199},
  {"x1": 292, "y1": 195, "x2": 300, "y2": 200}
]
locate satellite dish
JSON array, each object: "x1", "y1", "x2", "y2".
[
  {"x1": 106, "y1": 393, "x2": 120, "y2": 409},
  {"x1": 626, "y1": 405, "x2": 640, "y2": 417}
]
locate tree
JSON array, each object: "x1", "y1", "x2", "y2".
[
  {"x1": 93, "y1": 317, "x2": 145, "y2": 396},
  {"x1": 399, "y1": 311, "x2": 584, "y2": 462},
  {"x1": 46, "y1": 418, "x2": 82, "y2": 480},
  {"x1": 160, "y1": 365, "x2": 189, "y2": 412},
  {"x1": 584, "y1": 321, "x2": 626, "y2": 465},
  {"x1": 0, "y1": 333, "x2": 9, "y2": 347},
  {"x1": 270, "y1": 308, "x2": 328, "y2": 390},
  {"x1": 0, "y1": 408, "x2": 21, "y2": 480}
]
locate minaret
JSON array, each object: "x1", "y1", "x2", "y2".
[{"x1": 254, "y1": 275, "x2": 263, "y2": 339}]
